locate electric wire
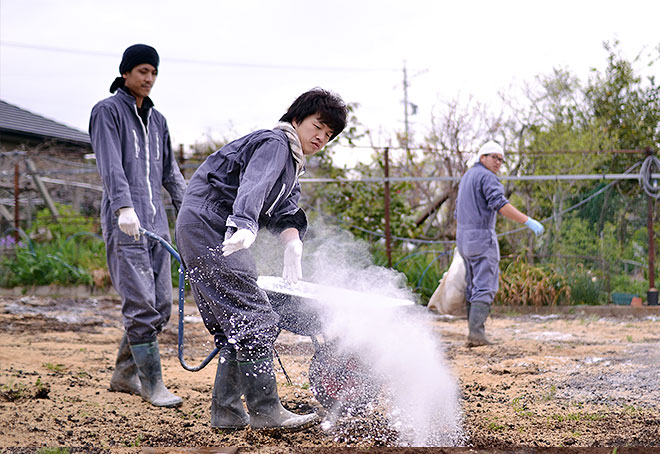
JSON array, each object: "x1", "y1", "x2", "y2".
[{"x1": 1, "y1": 41, "x2": 399, "y2": 73}]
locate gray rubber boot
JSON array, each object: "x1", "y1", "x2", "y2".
[
  {"x1": 109, "y1": 334, "x2": 142, "y2": 395},
  {"x1": 466, "y1": 301, "x2": 494, "y2": 347},
  {"x1": 238, "y1": 357, "x2": 318, "y2": 433},
  {"x1": 130, "y1": 341, "x2": 183, "y2": 408},
  {"x1": 211, "y1": 348, "x2": 249, "y2": 430}
]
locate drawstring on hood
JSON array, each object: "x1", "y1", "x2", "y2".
[{"x1": 274, "y1": 122, "x2": 305, "y2": 177}]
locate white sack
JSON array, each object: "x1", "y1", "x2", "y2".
[{"x1": 427, "y1": 249, "x2": 467, "y2": 316}]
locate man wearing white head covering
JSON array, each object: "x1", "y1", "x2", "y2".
[{"x1": 455, "y1": 140, "x2": 544, "y2": 347}]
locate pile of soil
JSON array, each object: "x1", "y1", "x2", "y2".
[{"x1": 0, "y1": 294, "x2": 659, "y2": 451}]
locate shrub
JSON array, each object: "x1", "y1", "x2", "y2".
[
  {"x1": 376, "y1": 245, "x2": 450, "y2": 303},
  {"x1": 30, "y1": 203, "x2": 100, "y2": 239},
  {"x1": 496, "y1": 256, "x2": 571, "y2": 306},
  {"x1": 609, "y1": 273, "x2": 648, "y2": 298},
  {"x1": 0, "y1": 240, "x2": 93, "y2": 287},
  {"x1": 564, "y1": 265, "x2": 605, "y2": 305},
  {"x1": 0, "y1": 205, "x2": 105, "y2": 288}
]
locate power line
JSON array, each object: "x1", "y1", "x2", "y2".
[
  {"x1": 0, "y1": 41, "x2": 399, "y2": 73},
  {"x1": 334, "y1": 144, "x2": 650, "y2": 154}
]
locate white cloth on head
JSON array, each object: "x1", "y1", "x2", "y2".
[{"x1": 476, "y1": 141, "x2": 504, "y2": 160}]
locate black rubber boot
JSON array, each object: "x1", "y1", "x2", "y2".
[
  {"x1": 109, "y1": 333, "x2": 142, "y2": 395},
  {"x1": 211, "y1": 348, "x2": 249, "y2": 430},
  {"x1": 130, "y1": 341, "x2": 183, "y2": 407},
  {"x1": 238, "y1": 357, "x2": 318, "y2": 433},
  {"x1": 466, "y1": 301, "x2": 494, "y2": 347}
]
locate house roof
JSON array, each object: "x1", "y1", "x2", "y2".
[{"x1": 0, "y1": 99, "x2": 91, "y2": 147}]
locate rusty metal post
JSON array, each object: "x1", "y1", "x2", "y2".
[
  {"x1": 383, "y1": 147, "x2": 392, "y2": 267},
  {"x1": 14, "y1": 161, "x2": 20, "y2": 242},
  {"x1": 648, "y1": 196, "x2": 656, "y2": 291},
  {"x1": 645, "y1": 148, "x2": 658, "y2": 305}
]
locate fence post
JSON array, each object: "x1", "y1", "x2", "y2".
[
  {"x1": 25, "y1": 158, "x2": 59, "y2": 220},
  {"x1": 14, "y1": 162, "x2": 20, "y2": 242},
  {"x1": 646, "y1": 148, "x2": 657, "y2": 304},
  {"x1": 72, "y1": 186, "x2": 82, "y2": 212},
  {"x1": 383, "y1": 147, "x2": 392, "y2": 267},
  {"x1": 0, "y1": 204, "x2": 12, "y2": 223},
  {"x1": 648, "y1": 193, "x2": 656, "y2": 291}
]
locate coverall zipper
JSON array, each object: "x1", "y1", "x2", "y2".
[
  {"x1": 132, "y1": 104, "x2": 157, "y2": 223},
  {"x1": 265, "y1": 183, "x2": 287, "y2": 217}
]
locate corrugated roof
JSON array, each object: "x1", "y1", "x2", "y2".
[{"x1": 0, "y1": 99, "x2": 90, "y2": 146}]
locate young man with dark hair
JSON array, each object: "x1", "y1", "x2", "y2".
[
  {"x1": 89, "y1": 44, "x2": 187, "y2": 408},
  {"x1": 175, "y1": 88, "x2": 348, "y2": 433}
]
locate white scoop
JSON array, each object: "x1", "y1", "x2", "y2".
[{"x1": 257, "y1": 275, "x2": 415, "y2": 308}]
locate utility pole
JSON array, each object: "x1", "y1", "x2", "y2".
[
  {"x1": 402, "y1": 62, "x2": 410, "y2": 157},
  {"x1": 401, "y1": 61, "x2": 422, "y2": 163}
]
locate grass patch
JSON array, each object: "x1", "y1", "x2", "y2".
[
  {"x1": 127, "y1": 434, "x2": 144, "y2": 447},
  {"x1": 0, "y1": 377, "x2": 49, "y2": 401},
  {"x1": 511, "y1": 397, "x2": 535, "y2": 417},
  {"x1": 551, "y1": 411, "x2": 605, "y2": 422},
  {"x1": 542, "y1": 385, "x2": 557, "y2": 401},
  {"x1": 484, "y1": 416, "x2": 505, "y2": 431},
  {"x1": 43, "y1": 362, "x2": 65, "y2": 373},
  {"x1": 487, "y1": 421, "x2": 505, "y2": 431}
]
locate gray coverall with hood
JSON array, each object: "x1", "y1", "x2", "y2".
[
  {"x1": 90, "y1": 87, "x2": 187, "y2": 344},
  {"x1": 175, "y1": 128, "x2": 307, "y2": 362},
  {"x1": 455, "y1": 161, "x2": 509, "y2": 307}
]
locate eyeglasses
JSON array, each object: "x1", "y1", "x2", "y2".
[{"x1": 488, "y1": 154, "x2": 504, "y2": 164}]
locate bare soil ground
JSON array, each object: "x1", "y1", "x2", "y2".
[{"x1": 1, "y1": 294, "x2": 659, "y2": 452}]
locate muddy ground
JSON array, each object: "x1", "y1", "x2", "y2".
[{"x1": 0, "y1": 293, "x2": 659, "y2": 452}]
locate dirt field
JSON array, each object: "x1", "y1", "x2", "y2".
[{"x1": 1, "y1": 293, "x2": 659, "y2": 452}]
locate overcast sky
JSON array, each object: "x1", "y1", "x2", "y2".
[{"x1": 1, "y1": 0, "x2": 659, "y2": 162}]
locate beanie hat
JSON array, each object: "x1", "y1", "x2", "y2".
[
  {"x1": 119, "y1": 44, "x2": 159, "y2": 74},
  {"x1": 476, "y1": 141, "x2": 504, "y2": 160},
  {"x1": 109, "y1": 44, "x2": 160, "y2": 93}
]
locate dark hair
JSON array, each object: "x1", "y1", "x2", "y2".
[{"x1": 280, "y1": 88, "x2": 348, "y2": 141}]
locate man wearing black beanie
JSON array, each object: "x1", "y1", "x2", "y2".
[{"x1": 89, "y1": 44, "x2": 187, "y2": 408}]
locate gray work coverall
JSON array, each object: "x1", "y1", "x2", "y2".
[
  {"x1": 455, "y1": 162, "x2": 509, "y2": 306},
  {"x1": 175, "y1": 129, "x2": 307, "y2": 361},
  {"x1": 89, "y1": 88, "x2": 187, "y2": 344}
]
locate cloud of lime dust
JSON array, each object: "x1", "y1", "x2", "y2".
[{"x1": 257, "y1": 222, "x2": 464, "y2": 446}]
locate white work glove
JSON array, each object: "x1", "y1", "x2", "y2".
[
  {"x1": 117, "y1": 207, "x2": 141, "y2": 241},
  {"x1": 222, "y1": 228, "x2": 256, "y2": 256},
  {"x1": 282, "y1": 238, "x2": 303, "y2": 283},
  {"x1": 524, "y1": 217, "x2": 544, "y2": 236}
]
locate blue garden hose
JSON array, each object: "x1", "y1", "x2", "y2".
[{"x1": 140, "y1": 228, "x2": 219, "y2": 371}]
